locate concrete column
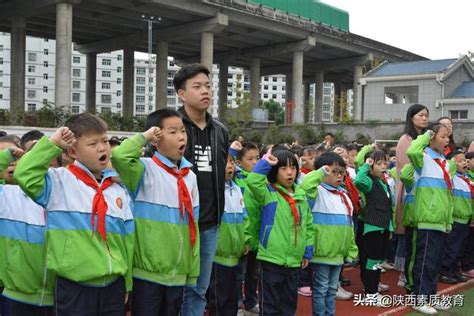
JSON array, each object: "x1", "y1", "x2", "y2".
[
  {"x1": 353, "y1": 64, "x2": 363, "y2": 121},
  {"x1": 122, "y1": 47, "x2": 134, "y2": 118},
  {"x1": 285, "y1": 73, "x2": 292, "y2": 125},
  {"x1": 10, "y1": 17, "x2": 26, "y2": 124},
  {"x1": 314, "y1": 71, "x2": 323, "y2": 123},
  {"x1": 218, "y1": 62, "x2": 228, "y2": 120},
  {"x1": 85, "y1": 53, "x2": 97, "y2": 114},
  {"x1": 292, "y1": 50, "x2": 304, "y2": 124},
  {"x1": 156, "y1": 41, "x2": 168, "y2": 110},
  {"x1": 303, "y1": 83, "x2": 310, "y2": 123},
  {"x1": 250, "y1": 58, "x2": 260, "y2": 109},
  {"x1": 55, "y1": 2, "x2": 73, "y2": 108},
  {"x1": 201, "y1": 32, "x2": 213, "y2": 75},
  {"x1": 334, "y1": 82, "x2": 341, "y2": 122}
]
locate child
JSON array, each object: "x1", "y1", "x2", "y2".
[
  {"x1": 460, "y1": 151, "x2": 474, "y2": 278},
  {"x1": 354, "y1": 150, "x2": 393, "y2": 303},
  {"x1": 300, "y1": 152, "x2": 358, "y2": 316},
  {"x1": 111, "y1": 109, "x2": 199, "y2": 316},
  {"x1": 14, "y1": 113, "x2": 134, "y2": 315},
  {"x1": 208, "y1": 154, "x2": 249, "y2": 316},
  {"x1": 247, "y1": 149, "x2": 313, "y2": 315},
  {"x1": 344, "y1": 144, "x2": 358, "y2": 180},
  {"x1": 297, "y1": 146, "x2": 317, "y2": 184},
  {"x1": 406, "y1": 123, "x2": 453, "y2": 314},
  {"x1": 439, "y1": 151, "x2": 472, "y2": 283}
]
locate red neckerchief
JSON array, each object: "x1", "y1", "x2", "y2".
[
  {"x1": 271, "y1": 183, "x2": 299, "y2": 245},
  {"x1": 152, "y1": 155, "x2": 196, "y2": 247},
  {"x1": 300, "y1": 167, "x2": 312, "y2": 175},
  {"x1": 68, "y1": 164, "x2": 114, "y2": 240},
  {"x1": 434, "y1": 159, "x2": 453, "y2": 192},
  {"x1": 344, "y1": 174, "x2": 360, "y2": 215},
  {"x1": 460, "y1": 174, "x2": 474, "y2": 200},
  {"x1": 324, "y1": 186, "x2": 352, "y2": 216}
]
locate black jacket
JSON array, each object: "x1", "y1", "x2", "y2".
[
  {"x1": 364, "y1": 175, "x2": 392, "y2": 229},
  {"x1": 178, "y1": 107, "x2": 229, "y2": 227}
]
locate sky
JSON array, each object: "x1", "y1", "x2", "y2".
[{"x1": 322, "y1": 0, "x2": 473, "y2": 60}]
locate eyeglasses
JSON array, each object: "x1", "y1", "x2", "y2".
[{"x1": 330, "y1": 169, "x2": 346, "y2": 176}]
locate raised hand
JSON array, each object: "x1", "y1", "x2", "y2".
[
  {"x1": 230, "y1": 140, "x2": 242, "y2": 151},
  {"x1": 9, "y1": 145, "x2": 24, "y2": 159},
  {"x1": 263, "y1": 153, "x2": 278, "y2": 166},
  {"x1": 321, "y1": 165, "x2": 331, "y2": 175},
  {"x1": 143, "y1": 127, "x2": 162, "y2": 146},
  {"x1": 50, "y1": 127, "x2": 76, "y2": 149},
  {"x1": 365, "y1": 158, "x2": 374, "y2": 166}
]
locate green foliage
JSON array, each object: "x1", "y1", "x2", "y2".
[
  {"x1": 262, "y1": 99, "x2": 284, "y2": 125},
  {"x1": 293, "y1": 124, "x2": 318, "y2": 145},
  {"x1": 355, "y1": 133, "x2": 372, "y2": 145},
  {"x1": 0, "y1": 110, "x2": 10, "y2": 125}
]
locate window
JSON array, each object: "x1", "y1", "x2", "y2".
[
  {"x1": 0, "y1": 94, "x2": 2, "y2": 99},
  {"x1": 117, "y1": 54, "x2": 122, "y2": 61},
  {"x1": 0, "y1": 45, "x2": 3, "y2": 51},
  {"x1": 43, "y1": 49, "x2": 48, "y2": 55},
  {"x1": 102, "y1": 71, "x2": 111, "y2": 78},
  {"x1": 101, "y1": 94, "x2": 111, "y2": 104},
  {"x1": 323, "y1": 96, "x2": 331, "y2": 104},
  {"x1": 149, "y1": 86, "x2": 153, "y2": 92},
  {"x1": 263, "y1": 85, "x2": 268, "y2": 90},
  {"x1": 73, "y1": 56, "x2": 81, "y2": 64},
  {"x1": 272, "y1": 94, "x2": 277, "y2": 99},
  {"x1": 43, "y1": 86, "x2": 48, "y2": 93},
  {"x1": 28, "y1": 53, "x2": 37, "y2": 62},
  {"x1": 44, "y1": 38, "x2": 49, "y2": 42},
  {"x1": 28, "y1": 78, "x2": 35, "y2": 85},
  {"x1": 384, "y1": 86, "x2": 418, "y2": 104},
  {"x1": 43, "y1": 99, "x2": 48, "y2": 105},
  {"x1": 136, "y1": 95, "x2": 145, "y2": 103},
  {"x1": 0, "y1": 71, "x2": 2, "y2": 77},
  {"x1": 149, "y1": 77, "x2": 153, "y2": 83},
  {"x1": 72, "y1": 93, "x2": 80, "y2": 102},
  {"x1": 167, "y1": 89, "x2": 175, "y2": 96},
  {"x1": 102, "y1": 59, "x2": 111, "y2": 66},
  {"x1": 116, "y1": 90, "x2": 121, "y2": 97},
  {"x1": 136, "y1": 77, "x2": 145, "y2": 85},
  {"x1": 323, "y1": 87, "x2": 332, "y2": 94},
  {"x1": 449, "y1": 110, "x2": 468, "y2": 120},
  {"x1": 101, "y1": 107, "x2": 111, "y2": 114},
  {"x1": 43, "y1": 73, "x2": 48, "y2": 80},
  {"x1": 167, "y1": 80, "x2": 173, "y2": 86},
  {"x1": 263, "y1": 93, "x2": 268, "y2": 99},
  {"x1": 117, "y1": 78, "x2": 122, "y2": 84},
  {"x1": 135, "y1": 104, "x2": 145, "y2": 112},
  {"x1": 136, "y1": 86, "x2": 145, "y2": 94},
  {"x1": 72, "y1": 80, "x2": 80, "y2": 89},
  {"x1": 116, "y1": 103, "x2": 121, "y2": 108},
  {"x1": 27, "y1": 103, "x2": 36, "y2": 112},
  {"x1": 272, "y1": 77, "x2": 278, "y2": 82},
  {"x1": 27, "y1": 90, "x2": 36, "y2": 98},
  {"x1": 71, "y1": 106, "x2": 80, "y2": 114},
  {"x1": 136, "y1": 67, "x2": 146, "y2": 75},
  {"x1": 264, "y1": 76, "x2": 269, "y2": 82},
  {"x1": 44, "y1": 61, "x2": 48, "y2": 67},
  {"x1": 272, "y1": 86, "x2": 277, "y2": 91},
  {"x1": 102, "y1": 82, "x2": 111, "y2": 89},
  {"x1": 117, "y1": 67, "x2": 122, "y2": 73},
  {"x1": 73, "y1": 69, "x2": 81, "y2": 77},
  {"x1": 149, "y1": 95, "x2": 153, "y2": 101},
  {"x1": 0, "y1": 58, "x2": 3, "y2": 65},
  {"x1": 28, "y1": 65, "x2": 36, "y2": 73}
]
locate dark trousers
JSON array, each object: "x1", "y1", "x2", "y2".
[
  {"x1": 404, "y1": 227, "x2": 415, "y2": 293},
  {"x1": 258, "y1": 261, "x2": 299, "y2": 316},
  {"x1": 55, "y1": 276, "x2": 126, "y2": 316},
  {"x1": 361, "y1": 230, "x2": 390, "y2": 294},
  {"x1": 461, "y1": 226, "x2": 474, "y2": 271},
  {"x1": 411, "y1": 229, "x2": 446, "y2": 296},
  {"x1": 441, "y1": 222, "x2": 470, "y2": 276},
  {"x1": 131, "y1": 278, "x2": 183, "y2": 316},
  {"x1": 0, "y1": 288, "x2": 6, "y2": 316},
  {"x1": 241, "y1": 251, "x2": 259, "y2": 310},
  {"x1": 355, "y1": 219, "x2": 366, "y2": 289},
  {"x1": 4, "y1": 298, "x2": 53, "y2": 316},
  {"x1": 297, "y1": 266, "x2": 312, "y2": 288},
  {"x1": 208, "y1": 263, "x2": 239, "y2": 316}
]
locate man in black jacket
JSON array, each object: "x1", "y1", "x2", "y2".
[{"x1": 174, "y1": 63, "x2": 229, "y2": 316}]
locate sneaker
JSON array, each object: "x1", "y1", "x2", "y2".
[
  {"x1": 244, "y1": 304, "x2": 259, "y2": 315},
  {"x1": 237, "y1": 309, "x2": 245, "y2": 316},
  {"x1": 378, "y1": 282, "x2": 390, "y2": 292},
  {"x1": 381, "y1": 267, "x2": 386, "y2": 273},
  {"x1": 454, "y1": 272, "x2": 469, "y2": 283},
  {"x1": 413, "y1": 305, "x2": 438, "y2": 315},
  {"x1": 461, "y1": 269, "x2": 474, "y2": 278},
  {"x1": 336, "y1": 285, "x2": 353, "y2": 300},
  {"x1": 397, "y1": 273, "x2": 407, "y2": 288},
  {"x1": 381, "y1": 261, "x2": 395, "y2": 271},
  {"x1": 432, "y1": 303, "x2": 451, "y2": 311},
  {"x1": 297, "y1": 286, "x2": 312, "y2": 297},
  {"x1": 439, "y1": 274, "x2": 457, "y2": 284}
]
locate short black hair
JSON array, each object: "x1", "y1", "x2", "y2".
[
  {"x1": 0, "y1": 135, "x2": 21, "y2": 147},
  {"x1": 465, "y1": 151, "x2": 474, "y2": 160},
  {"x1": 145, "y1": 108, "x2": 182, "y2": 130},
  {"x1": 20, "y1": 130, "x2": 44, "y2": 149},
  {"x1": 325, "y1": 132, "x2": 335, "y2": 138},
  {"x1": 370, "y1": 150, "x2": 388, "y2": 163},
  {"x1": 447, "y1": 150, "x2": 464, "y2": 160},
  {"x1": 302, "y1": 146, "x2": 317, "y2": 156},
  {"x1": 267, "y1": 149, "x2": 299, "y2": 184},
  {"x1": 173, "y1": 63, "x2": 210, "y2": 92},
  {"x1": 344, "y1": 144, "x2": 357, "y2": 152},
  {"x1": 314, "y1": 152, "x2": 346, "y2": 170},
  {"x1": 64, "y1": 113, "x2": 108, "y2": 139},
  {"x1": 239, "y1": 142, "x2": 259, "y2": 160},
  {"x1": 0, "y1": 131, "x2": 6, "y2": 137}
]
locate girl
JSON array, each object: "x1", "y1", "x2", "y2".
[
  {"x1": 247, "y1": 149, "x2": 313, "y2": 315},
  {"x1": 437, "y1": 116, "x2": 456, "y2": 156}
]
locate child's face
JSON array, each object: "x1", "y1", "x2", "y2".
[
  {"x1": 371, "y1": 159, "x2": 388, "y2": 178},
  {"x1": 334, "y1": 148, "x2": 349, "y2": 165},
  {"x1": 347, "y1": 149, "x2": 357, "y2": 165},
  {"x1": 225, "y1": 155, "x2": 235, "y2": 181},
  {"x1": 238, "y1": 148, "x2": 259, "y2": 172},
  {"x1": 178, "y1": 73, "x2": 211, "y2": 112},
  {"x1": 452, "y1": 153, "x2": 467, "y2": 174},
  {"x1": 430, "y1": 126, "x2": 450, "y2": 153},
  {"x1": 156, "y1": 116, "x2": 187, "y2": 166},
  {"x1": 301, "y1": 152, "x2": 316, "y2": 170},
  {"x1": 0, "y1": 141, "x2": 17, "y2": 184},
  {"x1": 67, "y1": 132, "x2": 111, "y2": 179},
  {"x1": 276, "y1": 160, "x2": 298, "y2": 190},
  {"x1": 323, "y1": 163, "x2": 346, "y2": 187}
]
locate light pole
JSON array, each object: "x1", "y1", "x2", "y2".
[{"x1": 140, "y1": 14, "x2": 161, "y2": 114}]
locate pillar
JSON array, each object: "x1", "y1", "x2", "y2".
[
  {"x1": 218, "y1": 61, "x2": 228, "y2": 120},
  {"x1": 201, "y1": 32, "x2": 213, "y2": 75},
  {"x1": 303, "y1": 83, "x2": 310, "y2": 123},
  {"x1": 156, "y1": 41, "x2": 168, "y2": 110},
  {"x1": 292, "y1": 50, "x2": 304, "y2": 124},
  {"x1": 285, "y1": 73, "x2": 292, "y2": 125},
  {"x1": 334, "y1": 82, "x2": 341, "y2": 122},
  {"x1": 314, "y1": 71, "x2": 323, "y2": 123},
  {"x1": 353, "y1": 64, "x2": 363, "y2": 121},
  {"x1": 122, "y1": 47, "x2": 134, "y2": 118},
  {"x1": 85, "y1": 53, "x2": 97, "y2": 114},
  {"x1": 10, "y1": 17, "x2": 26, "y2": 124},
  {"x1": 55, "y1": 2, "x2": 73, "y2": 108},
  {"x1": 250, "y1": 58, "x2": 260, "y2": 109}
]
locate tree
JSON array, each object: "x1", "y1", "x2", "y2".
[{"x1": 262, "y1": 99, "x2": 284, "y2": 125}]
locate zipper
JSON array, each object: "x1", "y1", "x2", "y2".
[
  {"x1": 213, "y1": 127, "x2": 221, "y2": 227},
  {"x1": 105, "y1": 244, "x2": 112, "y2": 286}
]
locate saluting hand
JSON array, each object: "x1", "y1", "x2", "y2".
[{"x1": 50, "y1": 127, "x2": 76, "y2": 150}]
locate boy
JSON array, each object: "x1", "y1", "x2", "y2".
[
  {"x1": 461, "y1": 151, "x2": 474, "y2": 278},
  {"x1": 301, "y1": 152, "x2": 358, "y2": 315},
  {"x1": 111, "y1": 109, "x2": 200, "y2": 316},
  {"x1": 297, "y1": 146, "x2": 317, "y2": 184},
  {"x1": 174, "y1": 63, "x2": 229, "y2": 316},
  {"x1": 208, "y1": 154, "x2": 249, "y2": 316},
  {"x1": 14, "y1": 113, "x2": 134, "y2": 316}
]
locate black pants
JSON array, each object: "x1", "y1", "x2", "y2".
[
  {"x1": 241, "y1": 251, "x2": 259, "y2": 310},
  {"x1": 131, "y1": 278, "x2": 183, "y2": 316},
  {"x1": 4, "y1": 297, "x2": 53, "y2": 316},
  {"x1": 411, "y1": 229, "x2": 446, "y2": 296},
  {"x1": 258, "y1": 261, "x2": 299, "y2": 316},
  {"x1": 208, "y1": 263, "x2": 239, "y2": 316},
  {"x1": 355, "y1": 219, "x2": 366, "y2": 289},
  {"x1": 361, "y1": 230, "x2": 390, "y2": 294},
  {"x1": 461, "y1": 226, "x2": 474, "y2": 271},
  {"x1": 404, "y1": 227, "x2": 415, "y2": 293},
  {"x1": 55, "y1": 276, "x2": 126, "y2": 316},
  {"x1": 441, "y1": 222, "x2": 470, "y2": 276},
  {"x1": 297, "y1": 266, "x2": 312, "y2": 288}
]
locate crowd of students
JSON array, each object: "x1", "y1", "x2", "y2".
[{"x1": 0, "y1": 63, "x2": 473, "y2": 316}]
